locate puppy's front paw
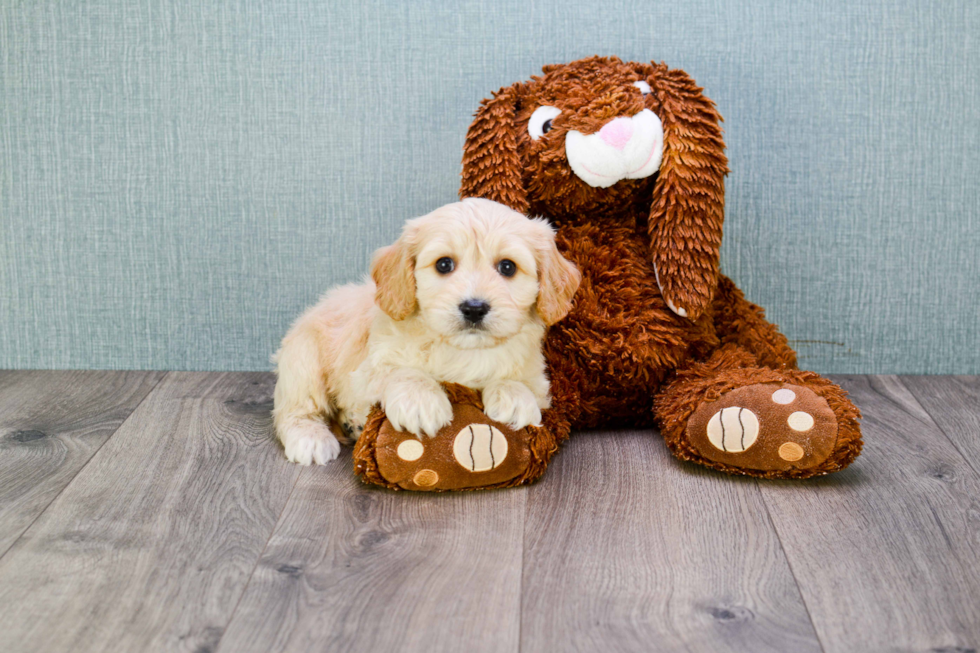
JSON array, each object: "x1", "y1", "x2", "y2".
[
  {"x1": 483, "y1": 381, "x2": 542, "y2": 431},
  {"x1": 385, "y1": 384, "x2": 453, "y2": 438},
  {"x1": 280, "y1": 420, "x2": 341, "y2": 465}
]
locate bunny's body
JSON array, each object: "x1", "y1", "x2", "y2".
[{"x1": 458, "y1": 57, "x2": 862, "y2": 478}]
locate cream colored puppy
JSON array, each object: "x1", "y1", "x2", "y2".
[{"x1": 272, "y1": 198, "x2": 581, "y2": 465}]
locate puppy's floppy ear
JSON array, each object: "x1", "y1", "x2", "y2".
[
  {"x1": 635, "y1": 62, "x2": 729, "y2": 321},
  {"x1": 530, "y1": 220, "x2": 582, "y2": 326},
  {"x1": 460, "y1": 84, "x2": 530, "y2": 214},
  {"x1": 371, "y1": 237, "x2": 416, "y2": 321}
]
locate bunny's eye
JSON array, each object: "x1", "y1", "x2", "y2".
[
  {"x1": 528, "y1": 106, "x2": 562, "y2": 140},
  {"x1": 633, "y1": 80, "x2": 652, "y2": 95}
]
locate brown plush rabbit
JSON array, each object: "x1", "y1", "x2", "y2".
[{"x1": 354, "y1": 56, "x2": 862, "y2": 490}]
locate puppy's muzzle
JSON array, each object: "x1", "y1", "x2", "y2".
[{"x1": 459, "y1": 299, "x2": 491, "y2": 325}]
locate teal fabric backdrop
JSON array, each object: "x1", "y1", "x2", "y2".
[{"x1": 1, "y1": 0, "x2": 978, "y2": 373}]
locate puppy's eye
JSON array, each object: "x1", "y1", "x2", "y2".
[
  {"x1": 435, "y1": 257, "x2": 455, "y2": 274},
  {"x1": 633, "y1": 80, "x2": 652, "y2": 95},
  {"x1": 528, "y1": 106, "x2": 561, "y2": 140},
  {"x1": 496, "y1": 259, "x2": 517, "y2": 278}
]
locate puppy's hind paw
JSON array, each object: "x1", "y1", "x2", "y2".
[{"x1": 280, "y1": 421, "x2": 341, "y2": 465}]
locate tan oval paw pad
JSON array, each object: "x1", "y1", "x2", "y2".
[
  {"x1": 706, "y1": 407, "x2": 759, "y2": 452},
  {"x1": 453, "y1": 424, "x2": 508, "y2": 471}
]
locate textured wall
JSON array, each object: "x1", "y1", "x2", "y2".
[{"x1": 1, "y1": 0, "x2": 978, "y2": 373}]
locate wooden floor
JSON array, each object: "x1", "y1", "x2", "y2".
[{"x1": 0, "y1": 372, "x2": 978, "y2": 653}]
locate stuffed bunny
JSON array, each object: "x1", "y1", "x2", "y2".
[{"x1": 354, "y1": 56, "x2": 861, "y2": 490}]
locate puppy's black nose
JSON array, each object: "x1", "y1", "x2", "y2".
[{"x1": 459, "y1": 299, "x2": 491, "y2": 324}]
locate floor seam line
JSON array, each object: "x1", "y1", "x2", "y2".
[
  {"x1": 517, "y1": 485, "x2": 529, "y2": 653},
  {"x1": 0, "y1": 370, "x2": 170, "y2": 562},
  {"x1": 212, "y1": 464, "x2": 305, "y2": 653},
  {"x1": 896, "y1": 375, "x2": 980, "y2": 481},
  {"x1": 756, "y1": 480, "x2": 828, "y2": 653}
]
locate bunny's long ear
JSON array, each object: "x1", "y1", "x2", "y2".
[
  {"x1": 641, "y1": 64, "x2": 729, "y2": 321},
  {"x1": 460, "y1": 84, "x2": 529, "y2": 213}
]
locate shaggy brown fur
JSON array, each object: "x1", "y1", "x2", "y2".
[{"x1": 458, "y1": 56, "x2": 861, "y2": 479}]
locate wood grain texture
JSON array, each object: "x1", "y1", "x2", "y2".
[
  {"x1": 520, "y1": 430, "x2": 821, "y2": 653},
  {"x1": 217, "y1": 465, "x2": 526, "y2": 653},
  {"x1": 0, "y1": 370, "x2": 165, "y2": 556},
  {"x1": 2, "y1": 371, "x2": 979, "y2": 653},
  {"x1": 0, "y1": 372, "x2": 301, "y2": 653},
  {"x1": 760, "y1": 375, "x2": 980, "y2": 653},
  {"x1": 903, "y1": 375, "x2": 980, "y2": 477}
]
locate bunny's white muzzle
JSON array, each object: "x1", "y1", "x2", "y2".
[{"x1": 565, "y1": 109, "x2": 664, "y2": 188}]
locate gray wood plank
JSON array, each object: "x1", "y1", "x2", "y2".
[
  {"x1": 520, "y1": 430, "x2": 821, "y2": 653},
  {"x1": 0, "y1": 370, "x2": 165, "y2": 556},
  {"x1": 903, "y1": 375, "x2": 980, "y2": 477},
  {"x1": 217, "y1": 466, "x2": 526, "y2": 653},
  {"x1": 760, "y1": 375, "x2": 980, "y2": 653},
  {"x1": 0, "y1": 371, "x2": 301, "y2": 653}
]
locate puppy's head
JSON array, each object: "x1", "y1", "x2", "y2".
[{"x1": 371, "y1": 198, "x2": 581, "y2": 349}]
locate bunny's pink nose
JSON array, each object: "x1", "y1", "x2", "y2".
[{"x1": 598, "y1": 117, "x2": 634, "y2": 150}]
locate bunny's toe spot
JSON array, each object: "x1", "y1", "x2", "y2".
[
  {"x1": 788, "y1": 411, "x2": 815, "y2": 431},
  {"x1": 413, "y1": 469, "x2": 439, "y2": 486},
  {"x1": 397, "y1": 439, "x2": 424, "y2": 461},
  {"x1": 778, "y1": 442, "x2": 805, "y2": 461},
  {"x1": 771, "y1": 388, "x2": 796, "y2": 404}
]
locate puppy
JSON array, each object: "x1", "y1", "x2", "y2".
[{"x1": 272, "y1": 198, "x2": 581, "y2": 465}]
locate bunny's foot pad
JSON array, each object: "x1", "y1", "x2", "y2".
[
  {"x1": 686, "y1": 383, "x2": 838, "y2": 473},
  {"x1": 353, "y1": 384, "x2": 557, "y2": 491}
]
